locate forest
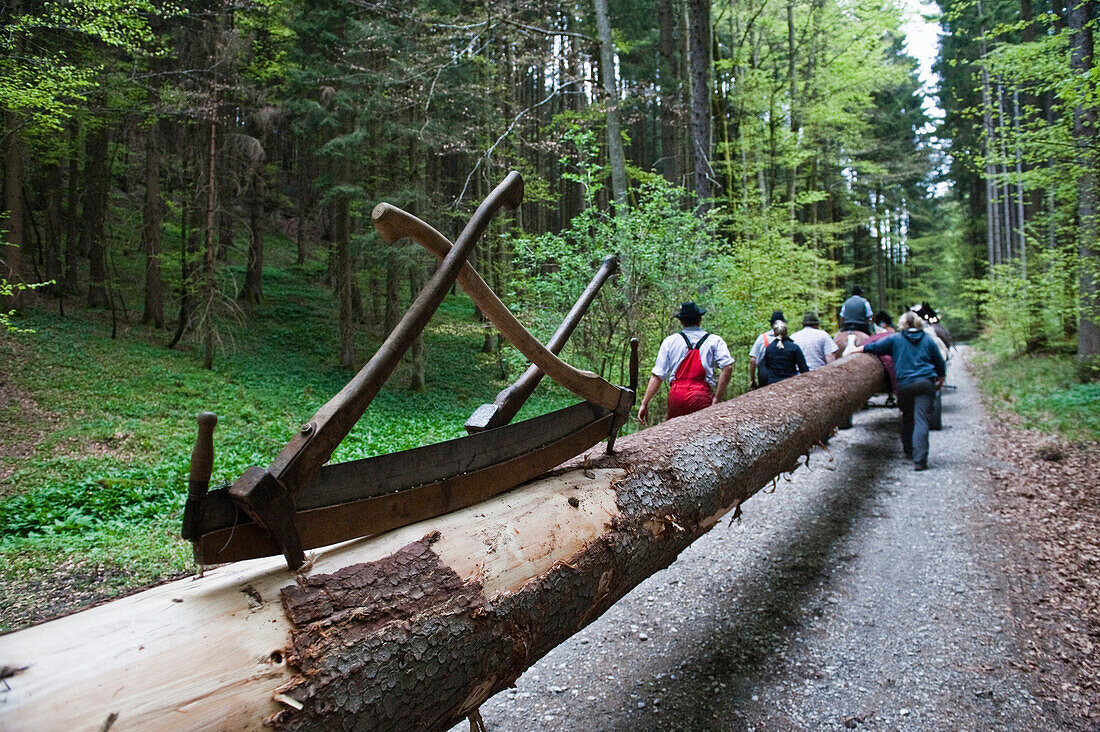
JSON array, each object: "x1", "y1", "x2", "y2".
[
  {"x1": 2, "y1": 0, "x2": 1097, "y2": 365},
  {"x1": 0, "y1": 0, "x2": 1098, "y2": 621}
]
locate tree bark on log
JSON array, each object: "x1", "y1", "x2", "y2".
[{"x1": 0, "y1": 356, "x2": 884, "y2": 731}]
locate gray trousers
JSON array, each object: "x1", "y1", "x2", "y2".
[{"x1": 896, "y1": 379, "x2": 937, "y2": 466}]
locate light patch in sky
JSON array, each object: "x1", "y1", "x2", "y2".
[{"x1": 903, "y1": 0, "x2": 944, "y2": 121}]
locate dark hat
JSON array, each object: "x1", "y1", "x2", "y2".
[
  {"x1": 770, "y1": 310, "x2": 785, "y2": 325},
  {"x1": 802, "y1": 311, "x2": 820, "y2": 326},
  {"x1": 674, "y1": 301, "x2": 706, "y2": 320},
  {"x1": 851, "y1": 285, "x2": 863, "y2": 296}
]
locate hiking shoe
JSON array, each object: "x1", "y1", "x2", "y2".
[{"x1": 914, "y1": 463, "x2": 928, "y2": 471}]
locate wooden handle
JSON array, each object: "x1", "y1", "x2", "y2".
[
  {"x1": 467, "y1": 255, "x2": 620, "y2": 432},
  {"x1": 182, "y1": 411, "x2": 217, "y2": 541},
  {"x1": 189, "y1": 412, "x2": 218, "y2": 487},
  {"x1": 372, "y1": 205, "x2": 623, "y2": 412}
]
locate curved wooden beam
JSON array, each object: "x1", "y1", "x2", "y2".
[
  {"x1": 371, "y1": 203, "x2": 626, "y2": 413},
  {"x1": 466, "y1": 255, "x2": 620, "y2": 433}
]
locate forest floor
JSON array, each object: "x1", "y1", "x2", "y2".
[{"x1": 456, "y1": 347, "x2": 1100, "y2": 731}]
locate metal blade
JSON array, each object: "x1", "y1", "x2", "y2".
[{"x1": 192, "y1": 403, "x2": 614, "y2": 564}]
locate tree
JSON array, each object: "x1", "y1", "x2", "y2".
[
  {"x1": 0, "y1": 0, "x2": 161, "y2": 310},
  {"x1": 1068, "y1": 0, "x2": 1099, "y2": 369},
  {"x1": 594, "y1": 0, "x2": 629, "y2": 211},
  {"x1": 687, "y1": 0, "x2": 712, "y2": 208}
]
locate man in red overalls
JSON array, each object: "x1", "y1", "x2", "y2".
[{"x1": 638, "y1": 302, "x2": 735, "y2": 423}]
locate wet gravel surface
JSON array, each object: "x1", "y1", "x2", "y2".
[{"x1": 458, "y1": 350, "x2": 1062, "y2": 731}]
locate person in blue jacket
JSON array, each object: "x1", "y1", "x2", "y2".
[{"x1": 855, "y1": 311, "x2": 946, "y2": 471}]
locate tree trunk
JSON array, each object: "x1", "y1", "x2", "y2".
[
  {"x1": 1069, "y1": 0, "x2": 1100, "y2": 366},
  {"x1": 593, "y1": 0, "x2": 629, "y2": 213},
  {"x1": 142, "y1": 114, "x2": 165, "y2": 328},
  {"x1": 656, "y1": 0, "x2": 682, "y2": 186},
  {"x1": 84, "y1": 123, "x2": 110, "y2": 308},
  {"x1": 334, "y1": 195, "x2": 355, "y2": 369},
  {"x1": 43, "y1": 161, "x2": 64, "y2": 298},
  {"x1": 384, "y1": 247, "x2": 402, "y2": 337},
  {"x1": 786, "y1": 0, "x2": 798, "y2": 224},
  {"x1": 688, "y1": 0, "x2": 712, "y2": 209},
  {"x1": 977, "y1": 1, "x2": 1000, "y2": 274},
  {"x1": 408, "y1": 261, "x2": 426, "y2": 391},
  {"x1": 240, "y1": 168, "x2": 265, "y2": 304},
  {"x1": 63, "y1": 122, "x2": 81, "y2": 295},
  {"x1": 0, "y1": 356, "x2": 883, "y2": 730},
  {"x1": 202, "y1": 117, "x2": 217, "y2": 370},
  {"x1": 2, "y1": 112, "x2": 27, "y2": 310}
]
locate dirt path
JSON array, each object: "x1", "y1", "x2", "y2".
[{"x1": 460, "y1": 349, "x2": 1073, "y2": 731}]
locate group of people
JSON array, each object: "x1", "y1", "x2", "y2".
[
  {"x1": 746, "y1": 309, "x2": 838, "y2": 388},
  {"x1": 637, "y1": 286, "x2": 947, "y2": 471}
]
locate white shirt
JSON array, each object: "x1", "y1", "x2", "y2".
[
  {"x1": 748, "y1": 330, "x2": 776, "y2": 362},
  {"x1": 651, "y1": 327, "x2": 735, "y2": 387},
  {"x1": 791, "y1": 326, "x2": 839, "y2": 370}
]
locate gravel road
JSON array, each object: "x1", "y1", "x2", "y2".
[{"x1": 457, "y1": 348, "x2": 1061, "y2": 731}]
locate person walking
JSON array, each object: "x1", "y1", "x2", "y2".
[
  {"x1": 760, "y1": 321, "x2": 809, "y2": 382},
  {"x1": 748, "y1": 310, "x2": 785, "y2": 389},
  {"x1": 790, "y1": 311, "x2": 838, "y2": 370},
  {"x1": 856, "y1": 311, "x2": 946, "y2": 471},
  {"x1": 638, "y1": 302, "x2": 734, "y2": 423},
  {"x1": 839, "y1": 286, "x2": 874, "y2": 334}
]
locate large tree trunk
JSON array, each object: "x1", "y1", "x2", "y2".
[
  {"x1": 201, "y1": 116, "x2": 218, "y2": 370},
  {"x1": 240, "y1": 168, "x2": 265, "y2": 305},
  {"x1": 1069, "y1": 0, "x2": 1099, "y2": 366},
  {"x1": 687, "y1": 0, "x2": 712, "y2": 209},
  {"x1": 43, "y1": 160, "x2": 64, "y2": 298},
  {"x1": 84, "y1": 123, "x2": 110, "y2": 308},
  {"x1": 142, "y1": 112, "x2": 165, "y2": 328},
  {"x1": 0, "y1": 357, "x2": 884, "y2": 730},
  {"x1": 2, "y1": 111, "x2": 27, "y2": 310},
  {"x1": 656, "y1": 0, "x2": 682, "y2": 187},
  {"x1": 334, "y1": 194, "x2": 354, "y2": 369},
  {"x1": 63, "y1": 122, "x2": 82, "y2": 295},
  {"x1": 593, "y1": 0, "x2": 628, "y2": 213}
]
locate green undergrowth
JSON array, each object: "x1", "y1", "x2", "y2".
[
  {"x1": 0, "y1": 249, "x2": 584, "y2": 622},
  {"x1": 970, "y1": 346, "x2": 1100, "y2": 443}
]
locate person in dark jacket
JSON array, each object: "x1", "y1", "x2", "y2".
[
  {"x1": 856, "y1": 311, "x2": 946, "y2": 471},
  {"x1": 840, "y1": 285, "x2": 873, "y2": 334},
  {"x1": 761, "y1": 321, "x2": 809, "y2": 382}
]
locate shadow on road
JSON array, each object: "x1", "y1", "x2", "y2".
[{"x1": 613, "y1": 409, "x2": 901, "y2": 729}]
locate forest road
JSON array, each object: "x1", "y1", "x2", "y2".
[{"x1": 456, "y1": 347, "x2": 1062, "y2": 732}]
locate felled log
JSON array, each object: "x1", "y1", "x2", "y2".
[{"x1": 0, "y1": 355, "x2": 883, "y2": 731}]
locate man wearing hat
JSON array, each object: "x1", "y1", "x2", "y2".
[
  {"x1": 638, "y1": 302, "x2": 734, "y2": 422},
  {"x1": 748, "y1": 310, "x2": 786, "y2": 389},
  {"x1": 791, "y1": 311, "x2": 838, "y2": 370}
]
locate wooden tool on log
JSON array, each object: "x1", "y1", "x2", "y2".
[{"x1": 185, "y1": 172, "x2": 636, "y2": 570}]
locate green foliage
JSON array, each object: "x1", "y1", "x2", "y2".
[
  {"x1": 964, "y1": 245, "x2": 1085, "y2": 355},
  {"x1": 509, "y1": 125, "x2": 719, "y2": 385},
  {"x1": 0, "y1": 0, "x2": 173, "y2": 132},
  {"x1": 709, "y1": 212, "x2": 843, "y2": 354},
  {"x1": 0, "y1": 240, "x2": 562, "y2": 568},
  {"x1": 972, "y1": 348, "x2": 1100, "y2": 442},
  {"x1": 0, "y1": 278, "x2": 51, "y2": 333}
]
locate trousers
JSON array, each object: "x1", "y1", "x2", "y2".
[{"x1": 896, "y1": 378, "x2": 937, "y2": 467}]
